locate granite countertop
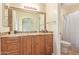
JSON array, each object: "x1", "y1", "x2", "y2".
[{"x1": 0, "y1": 32, "x2": 53, "y2": 37}]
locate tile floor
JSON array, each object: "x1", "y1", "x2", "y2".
[{"x1": 61, "y1": 47, "x2": 79, "y2": 55}]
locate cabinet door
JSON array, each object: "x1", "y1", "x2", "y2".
[
  {"x1": 39, "y1": 35, "x2": 45, "y2": 55},
  {"x1": 31, "y1": 36, "x2": 35, "y2": 55},
  {"x1": 0, "y1": 38, "x2": 1, "y2": 55},
  {"x1": 32, "y1": 35, "x2": 41, "y2": 55},
  {"x1": 1, "y1": 37, "x2": 21, "y2": 55},
  {"x1": 22, "y1": 36, "x2": 32, "y2": 55},
  {"x1": 45, "y1": 34, "x2": 53, "y2": 55}
]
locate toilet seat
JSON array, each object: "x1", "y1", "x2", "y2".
[{"x1": 61, "y1": 40, "x2": 71, "y2": 47}]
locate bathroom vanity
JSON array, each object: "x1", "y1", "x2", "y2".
[
  {"x1": 0, "y1": 33, "x2": 53, "y2": 55},
  {"x1": 0, "y1": 6, "x2": 53, "y2": 55}
]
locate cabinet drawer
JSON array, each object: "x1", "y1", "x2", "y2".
[{"x1": 1, "y1": 37, "x2": 21, "y2": 55}]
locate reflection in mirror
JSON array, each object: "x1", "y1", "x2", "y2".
[
  {"x1": 13, "y1": 9, "x2": 45, "y2": 32},
  {"x1": 22, "y1": 18, "x2": 35, "y2": 31}
]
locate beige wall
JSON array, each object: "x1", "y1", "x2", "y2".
[
  {"x1": 0, "y1": 3, "x2": 3, "y2": 27},
  {"x1": 46, "y1": 3, "x2": 61, "y2": 54},
  {"x1": 62, "y1": 4, "x2": 79, "y2": 15},
  {"x1": 0, "y1": 2, "x2": 1, "y2": 51},
  {"x1": 5, "y1": 3, "x2": 46, "y2": 12},
  {"x1": 46, "y1": 3, "x2": 57, "y2": 31},
  {"x1": 0, "y1": 4, "x2": 9, "y2": 32}
]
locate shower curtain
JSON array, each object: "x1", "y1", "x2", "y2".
[{"x1": 63, "y1": 11, "x2": 79, "y2": 51}]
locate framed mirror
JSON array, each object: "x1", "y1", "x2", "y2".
[
  {"x1": 11, "y1": 7, "x2": 46, "y2": 33},
  {"x1": 3, "y1": 6, "x2": 46, "y2": 33}
]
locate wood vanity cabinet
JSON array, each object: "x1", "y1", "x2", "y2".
[
  {"x1": 1, "y1": 37, "x2": 21, "y2": 55},
  {"x1": 21, "y1": 34, "x2": 53, "y2": 55},
  {"x1": 1, "y1": 34, "x2": 53, "y2": 55}
]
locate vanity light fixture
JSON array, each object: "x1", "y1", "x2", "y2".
[{"x1": 24, "y1": 6, "x2": 37, "y2": 10}]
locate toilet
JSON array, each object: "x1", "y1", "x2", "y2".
[{"x1": 61, "y1": 40, "x2": 71, "y2": 54}]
